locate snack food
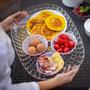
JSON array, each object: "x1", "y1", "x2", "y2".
[
  {"x1": 46, "y1": 15, "x2": 66, "y2": 31},
  {"x1": 37, "y1": 52, "x2": 64, "y2": 75},
  {"x1": 28, "y1": 47, "x2": 37, "y2": 54},
  {"x1": 26, "y1": 10, "x2": 67, "y2": 40},
  {"x1": 51, "y1": 33, "x2": 77, "y2": 54},
  {"x1": 22, "y1": 35, "x2": 48, "y2": 56},
  {"x1": 30, "y1": 38, "x2": 41, "y2": 47},
  {"x1": 41, "y1": 25, "x2": 59, "y2": 40},
  {"x1": 36, "y1": 43, "x2": 46, "y2": 53}
]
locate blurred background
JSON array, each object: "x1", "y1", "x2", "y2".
[
  {"x1": 0, "y1": 0, "x2": 89, "y2": 21},
  {"x1": 0, "y1": 0, "x2": 21, "y2": 21}
]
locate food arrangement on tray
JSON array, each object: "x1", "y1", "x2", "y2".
[
  {"x1": 26, "y1": 10, "x2": 67, "y2": 40},
  {"x1": 36, "y1": 52, "x2": 64, "y2": 75},
  {"x1": 22, "y1": 35, "x2": 48, "y2": 56},
  {"x1": 51, "y1": 33, "x2": 77, "y2": 55},
  {"x1": 21, "y1": 9, "x2": 78, "y2": 75},
  {"x1": 11, "y1": 4, "x2": 85, "y2": 80}
]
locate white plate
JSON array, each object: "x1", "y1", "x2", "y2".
[{"x1": 27, "y1": 9, "x2": 67, "y2": 35}]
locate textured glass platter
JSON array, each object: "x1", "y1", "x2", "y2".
[{"x1": 11, "y1": 4, "x2": 85, "y2": 80}]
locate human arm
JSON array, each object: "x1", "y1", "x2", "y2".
[
  {"x1": 38, "y1": 66, "x2": 79, "y2": 90},
  {"x1": 0, "y1": 48, "x2": 78, "y2": 90},
  {"x1": 0, "y1": 11, "x2": 28, "y2": 32},
  {"x1": 0, "y1": 11, "x2": 40, "y2": 90},
  {"x1": 0, "y1": 11, "x2": 79, "y2": 90},
  {"x1": 0, "y1": 25, "x2": 40, "y2": 90}
]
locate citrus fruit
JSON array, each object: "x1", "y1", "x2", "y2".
[
  {"x1": 41, "y1": 25, "x2": 59, "y2": 40},
  {"x1": 31, "y1": 24, "x2": 44, "y2": 35},
  {"x1": 46, "y1": 15, "x2": 66, "y2": 31}
]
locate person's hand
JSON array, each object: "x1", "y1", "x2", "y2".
[
  {"x1": 0, "y1": 11, "x2": 28, "y2": 32},
  {"x1": 38, "y1": 65, "x2": 79, "y2": 90},
  {"x1": 53, "y1": 65, "x2": 79, "y2": 87}
]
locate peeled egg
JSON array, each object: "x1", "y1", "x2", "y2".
[
  {"x1": 37, "y1": 43, "x2": 46, "y2": 53},
  {"x1": 28, "y1": 46, "x2": 36, "y2": 54},
  {"x1": 30, "y1": 39, "x2": 40, "y2": 47}
]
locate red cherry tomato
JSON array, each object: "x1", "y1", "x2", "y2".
[
  {"x1": 57, "y1": 37, "x2": 64, "y2": 45},
  {"x1": 60, "y1": 44, "x2": 65, "y2": 49},
  {"x1": 69, "y1": 40, "x2": 75, "y2": 48},
  {"x1": 54, "y1": 33, "x2": 76, "y2": 53},
  {"x1": 64, "y1": 47, "x2": 70, "y2": 53},
  {"x1": 59, "y1": 34, "x2": 69, "y2": 40},
  {"x1": 65, "y1": 43, "x2": 69, "y2": 47},
  {"x1": 54, "y1": 44, "x2": 60, "y2": 50},
  {"x1": 57, "y1": 48, "x2": 63, "y2": 53},
  {"x1": 63, "y1": 39, "x2": 69, "y2": 44}
]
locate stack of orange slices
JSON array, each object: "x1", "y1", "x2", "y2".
[{"x1": 26, "y1": 10, "x2": 66, "y2": 40}]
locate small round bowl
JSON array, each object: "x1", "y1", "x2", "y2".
[
  {"x1": 22, "y1": 34, "x2": 48, "y2": 56},
  {"x1": 51, "y1": 32, "x2": 77, "y2": 55},
  {"x1": 36, "y1": 51, "x2": 64, "y2": 75}
]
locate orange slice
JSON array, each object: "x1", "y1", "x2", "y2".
[
  {"x1": 31, "y1": 24, "x2": 44, "y2": 35},
  {"x1": 46, "y1": 15, "x2": 66, "y2": 31},
  {"x1": 26, "y1": 17, "x2": 45, "y2": 31},
  {"x1": 41, "y1": 25, "x2": 59, "y2": 40}
]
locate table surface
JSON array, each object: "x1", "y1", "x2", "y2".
[{"x1": 10, "y1": 0, "x2": 90, "y2": 89}]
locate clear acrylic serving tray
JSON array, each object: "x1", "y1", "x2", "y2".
[{"x1": 11, "y1": 4, "x2": 85, "y2": 80}]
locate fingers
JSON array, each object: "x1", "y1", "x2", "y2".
[
  {"x1": 57, "y1": 65, "x2": 79, "y2": 77},
  {"x1": 55, "y1": 70, "x2": 74, "y2": 79},
  {"x1": 20, "y1": 11, "x2": 29, "y2": 18},
  {"x1": 16, "y1": 11, "x2": 29, "y2": 22},
  {"x1": 10, "y1": 11, "x2": 21, "y2": 20},
  {"x1": 70, "y1": 65, "x2": 79, "y2": 77},
  {"x1": 71, "y1": 65, "x2": 79, "y2": 73},
  {"x1": 61, "y1": 65, "x2": 79, "y2": 78},
  {"x1": 65, "y1": 65, "x2": 79, "y2": 81},
  {"x1": 54, "y1": 65, "x2": 79, "y2": 84},
  {"x1": 67, "y1": 65, "x2": 79, "y2": 75},
  {"x1": 10, "y1": 11, "x2": 29, "y2": 23},
  {"x1": 12, "y1": 11, "x2": 28, "y2": 18},
  {"x1": 64, "y1": 70, "x2": 75, "y2": 76}
]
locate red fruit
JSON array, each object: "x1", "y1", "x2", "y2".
[
  {"x1": 60, "y1": 34, "x2": 69, "y2": 40},
  {"x1": 65, "y1": 43, "x2": 69, "y2": 47},
  {"x1": 54, "y1": 41, "x2": 58, "y2": 44},
  {"x1": 64, "y1": 47, "x2": 70, "y2": 53},
  {"x1": 57, "y1": 48, "x2": 63, "y2": 53},
  {"x1": 60, "y1": 44, "x2": 65, "y2": 49},
  {"x1": 64, "y1": 35, "x2": 69, "y2": 40},
  {"x1": 63, "y1": 39, "x2": 69, "y2": 44},
  {"x1": 54, "y1": 44, "x2": 60, "y2": 50},
  {"x1": 57, "y1": 37, "x2": 64, "y2": 45},
  {"x1": 79, "y1": 12, "x2": 83, "y2": 16},
  {"x1": 69, "y1": 40, "x2": 75, "y2": 48},
  {"x1": 75, "y1": 7, "x2": 80, "y2": 13}
]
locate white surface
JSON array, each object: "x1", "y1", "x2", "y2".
[
  {"x1": 62, "y1": 0, "x2": 83, "y2": 7},
  {"x1": 84, "y1": 18, "x2": 90, "y2": 37}
]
